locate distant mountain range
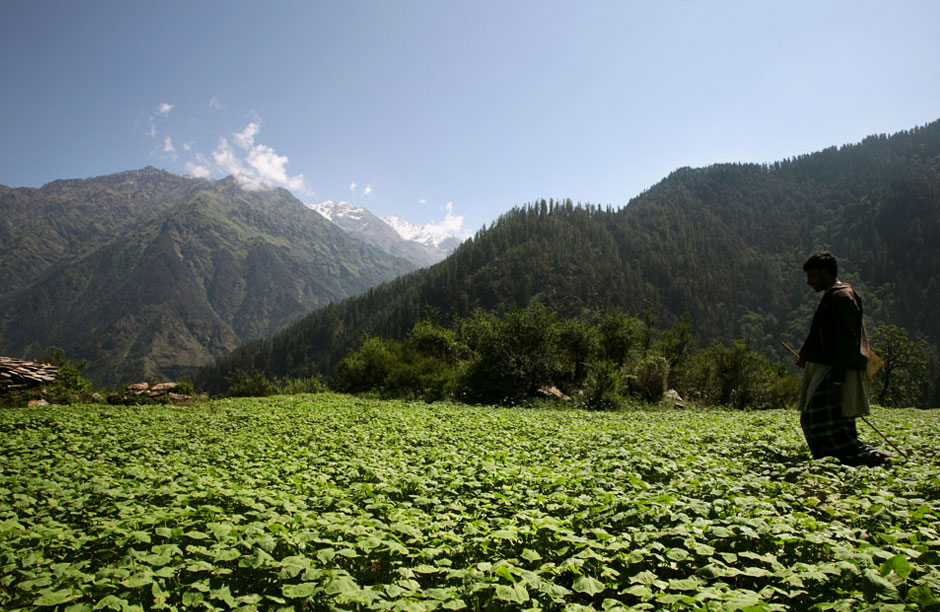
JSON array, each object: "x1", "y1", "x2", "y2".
[
  {"x1": 197, "y1": 119, "x2": 940, "y2": 393},
  {"x1": 307, "y1": 201, "x2": 462, "y2": 268},
  {"x1": 0, "y1": 168, "x2": 416, "y2": 385}
]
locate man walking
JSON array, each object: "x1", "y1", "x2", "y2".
[{"x1": 796, "y1": 252, "x2": 888, "y2": 466}]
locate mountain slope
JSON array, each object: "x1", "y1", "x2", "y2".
[
  {"x1": 0, "y1": 172, "x2": 416, "y2": 385},
  {"x1": 0, "y1": 167, "x2": 204, "y2": 298},
  {"x1": 196, "y1": 119, "x2": 940, "y2": 392}
]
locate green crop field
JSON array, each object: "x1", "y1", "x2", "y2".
[{"x1": 1, "y1": 395, "x2": 939, "y2": 611}]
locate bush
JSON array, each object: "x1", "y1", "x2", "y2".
[
  {"x1": 334, "y1": 336, "x2": 399, "y2": 394},
  {"x1": 628, "y1": 353, "x2": 670, "y2": 403},
  {"x1": 175, "y1": 376, "x2": 195, "y2": 396},
  {"x1": 276, "y1": 375, "x2": 328, "y2": 395},
  {"x1": 597, "y1": 311, "x2": 645, "y2": 366},
  {"x1": 686, "y1": 340, "x2": 765, "y2": 409},
  {"x1": 460, "y1": 304, "x2": 562, "y2": 404},
  {"x1": 38, "y1": 347, "x2": 95, "y2": 405},
  {"x1": 407, "y1": 321, "x2": 467, "y2": 364},
  {"x1": 581, "y1": 361, "x2": 626, "y2": 411},
  {"x1": 226, "y1": 370, "x2": 277, "y2": 397}
]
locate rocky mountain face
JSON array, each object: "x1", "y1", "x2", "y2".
[
  {"x1": 0, "y1": 168, "x2": 416, "y2": 385},
  {"x1": 308, "y1": 201, "x2": 460, "y2": 268}
]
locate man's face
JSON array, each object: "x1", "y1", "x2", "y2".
[{"x1": 805, "y1": 268, "x2": 833, "y2": 292}]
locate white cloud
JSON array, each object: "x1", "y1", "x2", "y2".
[
  {"x1": 419, "y1": 199, "x2": 427, "y2": 204},
  {"x1": 212, "y1": 137, "x2": 246, "y2": 176},
  {"x1": 209, "y1": 96, "x2": 225, "y2": 110},
  {"x1": 143, "y1": 106, "x2": 310, "y2": 195},
  {"x1": 363, "y1": 185, "x2": 373, "y2": 196},
  {"x1": 185, "y1": 162, "x2": 211, "y2": 179},
  {"x1": 428, "y1": 202, "x2": 470, "y2": 239},
  {"x1": 245, "y1": 143, "x2": 305, "y2": 191},
  {"x1": 234, "y1": 122, "x2": 260, "y2": 150},
  {"x1": 349, "y1": 181, "x2": 358, "y2": 192},
  {"x1": 206, "y1": 124, "x2": 307, "y2": 193}
]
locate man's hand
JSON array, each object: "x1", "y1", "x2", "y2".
[{"x1": 795, "y1": 357, "x2": 805, "y2": 369}]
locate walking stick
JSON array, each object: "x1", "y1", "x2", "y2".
[
  {"x1": 781, "y1": 341, "x2": 908, "y2": 460},
  {"x1": 859, "y1": 416, "x2": 908, "y2": 459}
]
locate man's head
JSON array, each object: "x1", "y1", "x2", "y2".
[{"x1": 803, "y1": 252, "x2": 838, "y2": 292}]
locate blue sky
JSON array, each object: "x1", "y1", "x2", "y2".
[{"x1": 2, "y1": 1, "x2": 939, "y2": 236}]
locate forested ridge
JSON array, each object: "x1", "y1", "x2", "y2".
[{"x1": 196, "y1": 120, "x2": 940, "y2": 393}]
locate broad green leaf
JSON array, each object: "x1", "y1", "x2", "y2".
[
  {"x1": 93, "y1": 596, "x2": 126, "y2": 611},
  {"x1": 522, "y1": 548, "x2": 542, "y2": 562},
  {"x1": 880, "y1": 554, "x2": 912, "y2": 580},
  {"x1": 623, "y1": 584, "x2": 653, "y2": 600},
  {"x1": 863, "y1": 569, "x2": 899, "y2": 600},
  {"x1": 213, "y1": 547, "x2": 241, "y2": 562},
  {"x1": 906, "y1": 585, "x2": 940, "y2": 608},
  {"x1": 121, "y1": 572, "x2": 153, "y2": 588},
  {"x1": 573, "y1": 576, "x2": 606, "y2": 595},
  {"x1": 630, "y1": 571, "x2": 657, "y2": 585},
  {"x1": 326, "y1": 576, "x2": 360, "y2": 596},
  {"x1": 494, "y1": 583, "x2": 529, "y2": 603},
  {"x1": 35, "y1": 589, "x2": 78, "y2": 607},
  {"x1": 666, "y1": 547, "x2": 689, "y2": 562},
  {"x1": 283, "y1": 582, "x2": 320, "y2": 598}
]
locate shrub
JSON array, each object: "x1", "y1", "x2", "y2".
[
  {"x1": 628, "y1": 353, "x2": 670, "y2": 403},
  {"x1": 226, "y1": 369, "x2": 277, "y2": 397},
  {"x1": 277, "y1": 375, "x2": 328, "y2": 395},
  {"x1": 597, "y1": 311, "x2": 645, "y2": 366},
  {"x1": 407, "y1": 321, "x2": 467, "y2": 364},
  {"x1": 686, "y1": 340, "x2": 765, "y2": 409},
  {"x1": 460, "y1": 304, "x2": 562, "y2": 404},
  {"x1": 333, "y1": 336, "x2": 398, "y2": 394},
  {"x1": 38, "y1": 347, "x2": 95, "y2": 405},
  {"x1": 581, "y1": 361, "x2": 625, "y2": 411},
  {"x1": 175, "y1": 376, "x2": 195, "y2": 396}
]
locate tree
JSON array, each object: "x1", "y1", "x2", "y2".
[
  {"x1": 460, "y1": 303, "x2": 562, "y2": 404},
  {"x1": 870, "y1": 324, "x2": 931, "y2": 408},
  {"x1": 38, "y1": 347, "x2": 95, "y2": 404}
]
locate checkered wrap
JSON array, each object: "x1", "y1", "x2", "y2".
[{"x1": 800, "y1": 374, "x2": 881, "y2": 465}]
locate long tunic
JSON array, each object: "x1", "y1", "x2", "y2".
[{"x1": 798, "y1": 281, "x2": 882, "y2": 464}]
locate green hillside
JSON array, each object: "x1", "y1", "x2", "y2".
[
  {"x1": 197, "y1": 120, "x2": 940, "y2": 392},
  {"x1": 0, "y1": 170, "x2": 416, "y2": 385}
]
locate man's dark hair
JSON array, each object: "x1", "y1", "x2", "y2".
[{"x1": 803, "y1": 252, "x2": 838, "y2": 276}]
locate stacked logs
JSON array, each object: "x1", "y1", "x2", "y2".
[{"x1": 0, "y1": 357, "x2": 58, "y2": 392}]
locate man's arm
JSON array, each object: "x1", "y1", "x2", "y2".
[{"x1": 828, "y1": 290, "x2": 862, "y2": 384}]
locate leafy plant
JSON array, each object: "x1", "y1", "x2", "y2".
[{"x1": 2, "y1": 397, "x2": 938, "y2": 611}]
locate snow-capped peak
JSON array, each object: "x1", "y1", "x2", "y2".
[
  {"x1": 382, "y1": 215, "x2": 452, "y2": 248},
  {"x1": 306, "y1": 200, "x2": 366, "y2": 222}
]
